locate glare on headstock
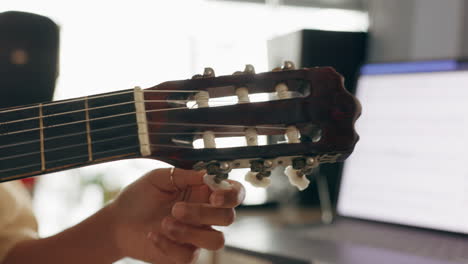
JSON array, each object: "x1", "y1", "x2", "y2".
[{"x1": 142, "y1": 62, "x2": 361, "y2": 190}]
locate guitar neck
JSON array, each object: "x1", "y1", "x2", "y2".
[{"x1": 0, "y1": 88, "x2": 149, "y2": 182}]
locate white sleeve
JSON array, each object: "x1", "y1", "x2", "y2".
[{"x1": 0, "y1": 181, "x2": 38, "y2": 262}]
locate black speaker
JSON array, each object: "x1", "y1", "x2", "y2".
[
  {"x1": 0, "y1": 11, "x2": 59, "y2": 108},
  {"x1": 268, "y1": 29, "x2": 367, "y2": 207}
]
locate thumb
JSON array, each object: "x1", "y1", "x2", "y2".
[{"x1": 144, "y1": 168, "x2": 206, "y2": 193}]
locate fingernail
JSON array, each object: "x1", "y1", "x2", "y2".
[
  {"x1": 172, "y1": 203, "x2": 185, "y2": 219},
  {"x1": 211, "y1": 193, "x2": 224, "y2": 207}
]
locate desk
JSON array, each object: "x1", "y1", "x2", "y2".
[
  {"x1": 222, "y1": 207, "x2": 322, "y2": 264},
  {"x1": 219, "y1": 208, "x2": 460, "y2": 264}
]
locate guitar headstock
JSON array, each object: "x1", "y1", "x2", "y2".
[{"x1": 142, "y1": 62, "x2": 361, "y2": 191}]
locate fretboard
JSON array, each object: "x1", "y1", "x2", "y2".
[{"x1": 0, "y1": 89, "x2": 144, "y2": 182}]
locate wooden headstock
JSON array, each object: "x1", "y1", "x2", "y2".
[{"x1": 142, "y1": 62, "x2": 361, "y2": 191}]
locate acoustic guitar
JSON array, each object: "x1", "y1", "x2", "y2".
[{"x1": 0, "y1": 62, "x2": 361, "y2": 191}]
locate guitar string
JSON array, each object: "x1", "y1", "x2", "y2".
[
  {"x1": 0, "y1": 105, "x2": 286, "y2": 137},
  {"x1": 0, "y1": 99, "x2": 243, "y2": 126},
  {"x1": 0, "y1": 145, "x2": 141, "y2": 174},
  {"x1": 0, "y1": 89, "x2": 198, "y2": 114},
  {"x1": 0, "y1": 134, "x2": 140, "y2": 162},
  {"x1": 0, "y1": 130, "x2": 257, "y2": 161},
  {"x1": 0, "y1": 143, "x2": 214, "y2": 175},
  {"x1": 0, "y1": 123, "x2": 136, "y2": 150},
  {"x1": 1, "y1": 109, "x2": 170, "y2": 136},
  {"x1": 145, "y1": 121, "x2": 285, "y2": 130}
]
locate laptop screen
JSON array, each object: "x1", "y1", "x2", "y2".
[{"x1": 337, "y1": 60, "x2": 468, "y2": 234}]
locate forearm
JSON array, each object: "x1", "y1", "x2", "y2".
[{"x1": 2, "y1": 204, "x2": 121, "y2": 264}]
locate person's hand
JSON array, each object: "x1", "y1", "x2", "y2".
[{"x1": 108, "y1": 168, "x2": 245, "y2": 263}]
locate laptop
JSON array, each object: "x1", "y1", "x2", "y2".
[
  {"x1": 225, "y1": 60, "x2": 468, "y2": 264},
  {"x1": 301, "y1": 60, "x2": 468, "y2": 263}
]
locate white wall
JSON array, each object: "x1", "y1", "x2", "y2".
[{"x1": 368, "y1": 0, "x2": 467, "y2": 62}]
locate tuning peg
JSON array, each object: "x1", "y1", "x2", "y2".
[
  {"x1": 244, "y1": 64, "x2": 255, "y2": 74},
  {"x1": 243, "y1": 127, "x2": 258, "y2": 146},
  {"x1": 275, "y1": 82, "x2": 289, "y2": 99},
  {"x1": 203, "y1": 67, "x2": 215, "y2": 77},
  {"x1": 203, "y1": 162, "x2": 233, "y2": 190},
  {"x1": 233, "y1": 64, "x2": 256, "y2": 75},
  {"x1": 245, "y1": 171, "x2": 271, "y2": 188},
  {"x1": 194, "y1": 90, "x2": 209, "y2": 108},
  {"x1": 283, "y1": 61, "x2": 295, "y2": 70},
  {"x1": 271, "y1": 61, "x2": 295, "y2": 72},
  {"x1": 306, "y1": 157, "x2": 319, "y2": 169},
  {"x1": 236, "y1": 87, "x2": 250, "y2": 104},
  {"x1": 285, "y1": 166, "x2": 310, "y2": 191},
  {"x1": 204, "y1": 174, "x2": 232, "y2": 191},
  {"x1": 285, "y1": 126, "x2": 301, "y2": 143}
]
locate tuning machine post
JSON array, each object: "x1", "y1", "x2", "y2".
[
  {"x1": 284, "y1": 156, "x2": 319, "y2": 191},
  {"x1": 244, "y1": 159, "x2": 275, "y2": 188},
  {"x1": 194, "y1": 161, "x2": 233, "y2": 191},
  {"x1": 272, "y1": 61, "x2": 296, "y2": 72}
]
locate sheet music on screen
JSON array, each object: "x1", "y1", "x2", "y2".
[{"x1": 338, "y1": 63, "x2": 468, "y2": 234}]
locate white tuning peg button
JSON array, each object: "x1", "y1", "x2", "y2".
[
  {"x1": 284, "y1": 166, "x2": 310, "y2": 191},
  {"x1": 203, "y1": 174, "x2": 232, "y2": 191},
  {"x1": 245, "y1": 171, "x2": 271, "y2": 188}
]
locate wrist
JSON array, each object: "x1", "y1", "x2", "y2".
[{"x1": 99, "y1": 201, "x2": 124, "y2": 261}]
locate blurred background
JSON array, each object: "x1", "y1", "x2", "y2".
[
  {"x1": 7, "y1": 0, "x2": 468, "y2": 263},
  {"x1": 0, "y1": 0, "x2": 367, "y2": 239}
]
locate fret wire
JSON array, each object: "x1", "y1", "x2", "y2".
[
  {"x1": 39, "y1": 104, "x2": 46, "y2": 171},
  {"x1": 0, "y1": 123, "x2": 136, "y2": 151},
  {"x1": 0, "y1": 145, "x2": 140, "y2": 174},
  {"x1": 84, "y1": 97, "x2": 93, "y2": 162},
  {"x1": 0, "y1": 134, "x2": 139, "y2": 162}
]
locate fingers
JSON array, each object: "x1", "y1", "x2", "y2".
[
  {"x1": 209, "y1": 180, "x2": 245, "y2": 208},
  {"x1": 148, "y1": 232, "x2": 199, "y2": 264},
  {"x1": 161, "y1": 217, "x2": 225, "y2": 250},
  {"x1": 172, "y1": 202, "x2": 236, "y2": 226},
  {"x1": 144, "y1": 168, "x2": 205, "y2": 192}
]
